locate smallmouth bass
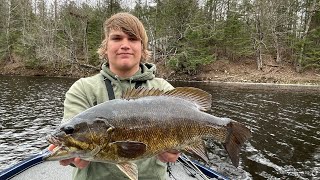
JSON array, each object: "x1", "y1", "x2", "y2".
[{"x1": 46, "y1": 87, "x2": 251, "y2": 180}]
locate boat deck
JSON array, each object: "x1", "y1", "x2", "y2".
[{"x1": 11, "y1": 161, "x2": 206, "y2": 180}]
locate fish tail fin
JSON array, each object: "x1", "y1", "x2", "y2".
[{"x1": 223, "y1": 121, "x2": 251, "y2": 167}]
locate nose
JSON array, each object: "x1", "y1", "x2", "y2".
[{"x1": 120, "y1": 38, "x2": 130, "y2": 50}]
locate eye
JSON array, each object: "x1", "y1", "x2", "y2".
[
  {"x1": 128, "y1": 36, "x2": 139, "y2": 41},
  {"x1": 129, "y1": 38, "x2": 137, "y2": 41},
  {"x1": 110, "y1": 35, "x2": 122, "y2": 41},
  {"x1": 62, "y1": 126, "x2": 74, "y2": 134},
  {"x1": 111, "y1": 37, "x2": 121, "y2": 41}
]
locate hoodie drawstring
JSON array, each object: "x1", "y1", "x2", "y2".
[{"x1": 114, "y1": 75, "x2": 125, "y2": 94}]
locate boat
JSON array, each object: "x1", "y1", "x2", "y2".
[{"x1": 0, "y1": 150, "x2": 229, "y2": 180}]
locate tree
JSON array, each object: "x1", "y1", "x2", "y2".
[
  {"x1": 1, "y1": 0, "x2": 25, "y2": 63},
  {"x1": 0, "y1": 1, "x2": 9, "y2": 61},
  {"x1": 222, "y1": 10, "x2": 254, "y2": 61},
  {"x1": 296, "y1": 0, "x2": 319, "y2": 72},
  {"x1": 0, "y1": 0, "x2": 319, "y2": 75}
]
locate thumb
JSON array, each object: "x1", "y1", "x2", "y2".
[{"x1": 48, "y1": 144, "x2": 56, "y2": 151}]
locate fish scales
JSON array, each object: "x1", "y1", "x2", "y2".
[{"x1": 78, "y1": 96, "x2": 229, "y2": 161}]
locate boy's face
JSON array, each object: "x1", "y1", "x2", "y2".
[{"x1": 106, "y1": 30, "x2": 142, "y2": 77}]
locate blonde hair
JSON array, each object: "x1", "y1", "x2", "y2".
[{"x1": 97, "y1": 12, "x2": 150, "y2": 62}]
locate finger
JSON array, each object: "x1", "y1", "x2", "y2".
[
  {"x1": 169, "y1": 153, "x2": 180, "y2": 162},
  {"x1": 166, "y1": 149, "x2": 180, "y2": 154},
  {"x1": 158, "y1": 153, "x2": 169, "y2": 162},
  {"x1": 48, "y1": 144, "x2": 56, "y2": 151},
  {"x1": 59, "y1": 158, "x2": 74, "y2": 166},
  {"x1": 158, "y1": 152, "x2": 180, "y2": 163},
  {"x1": 74, "y1": 158, "x2": 90, "y2": 169},
  {"x1": 157, "y1": 155, "x2": 166, "y2": 162}
]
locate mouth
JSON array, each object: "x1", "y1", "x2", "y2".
[{"x1": 117, "y1": 53, "x2": 133, "y2": 56}]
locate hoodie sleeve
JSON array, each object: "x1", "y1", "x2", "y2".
[
  {"x1": 62, "y1": 79, "x2": 91, "y2": 123},
  {"x1": 161, "y1": 79, "x2": 174, "y2": 91},
  {"x1": 147, "y1": 77, "x2": 174, "y2": 91}
]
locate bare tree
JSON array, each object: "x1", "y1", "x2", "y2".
[
  {"x1": 5, "y1": 0, "x2": 14, "y2": 63},
  {"x1": 296, "y1": 0, "x2": 319, "y2": 72}
]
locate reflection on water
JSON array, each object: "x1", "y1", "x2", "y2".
[{"x1": 0, "y1": 77, "x2": 319, "y2": 179}]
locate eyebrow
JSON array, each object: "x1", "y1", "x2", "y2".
[
  {"x1": 109, "y1": 33, "x2": 138, "y2": 40},
  {"x1": 109, "y1": 33, "x2": 122, "y2": 37}
]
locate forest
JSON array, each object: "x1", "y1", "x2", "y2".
[{"x1": 0, "y1": 0, "x2": 319, "y2": 76}]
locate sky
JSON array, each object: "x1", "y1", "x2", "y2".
[{"x1": 44, "y1": 0, "x2": 205, "y2": 11}]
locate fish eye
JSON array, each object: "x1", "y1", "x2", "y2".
[{"x1": 62, "y1": 126, "x2": 74, "y2": 134}]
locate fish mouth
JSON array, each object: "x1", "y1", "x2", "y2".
[
  {"x1": 45, "y1": 134, "x2": 81, "y2": 161},
  {"x1": 45, "y1": 134, "x2": 99, "y2": 161},
  {"x1": 46, "y1": 134, "x2": 63, "y2": 146}
]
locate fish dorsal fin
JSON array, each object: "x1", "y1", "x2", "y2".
[
  {"x1": 122, "y1": 87, "x2": 212, "y2": 111},
  {"x1": 164, "y1": 87, "x2": 212, "y2": 111},
  {"x1": 122, "y1": 87, "x2": 165, "y2": 99}
]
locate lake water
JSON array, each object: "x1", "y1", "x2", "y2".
[{"x1": 0, "y1": 76, "x2": 319, "y2": 179}]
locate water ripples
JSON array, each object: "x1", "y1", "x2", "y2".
[
  {"x1": 173, "y1": 81, "x2": 320, "y2": 179},
  {"x1": 0, "y1": 76, "x2": 75, "y2": 171}
]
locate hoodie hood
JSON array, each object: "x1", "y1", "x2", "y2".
[{"x1": 100, "y1": 62, "x2": 156, "y2": 83}]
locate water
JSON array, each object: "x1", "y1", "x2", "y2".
[
  {"x1": 0, "y1": 76, "x2": 75, "y2": 170},
  {"x1": 0, "y1": 76, "x2": 319, "y2": 179}
]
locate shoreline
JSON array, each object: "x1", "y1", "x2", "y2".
[
  {"x1": 1, "y1": 73, "x2": 319, "y2": 92},
  {"x1": 1, "y1": 61, "x2": 319, "y2": 92},
  {"x1": 171, "y1": 80, "x2": 320, "y2": 92}
]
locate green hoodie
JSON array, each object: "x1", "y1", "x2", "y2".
[{"x1": 62, "y1": 62, "x2": 174, "y2": 180}]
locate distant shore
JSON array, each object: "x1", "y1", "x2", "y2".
[
  {"x1": 171, "y1": 80, "x2": 320, "y2": 92},
  {"x1": 1, "y1": 60, "x2": 319, "y2": 88}
]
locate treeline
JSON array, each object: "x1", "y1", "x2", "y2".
[{"x1": 0, "y1": 0, "x2": 319, "y2": 75}]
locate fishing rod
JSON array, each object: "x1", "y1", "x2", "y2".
[
  {"x1": 176, "y1": 153, "x2": 230, "y2": 180},
  {"x1": 0, "y1": 149, "x2": 51, "y2": 180},
  {"x1": 0, "y1": 150, "x2": 229, "y2": 180}
]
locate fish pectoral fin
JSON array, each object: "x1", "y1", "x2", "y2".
[
  {"x1": 112, "y1": 141, "x2": 147, "y2": 158},
  {"x1": 117, "y1": 162, "x2": 138, "y2": 180},
  {"x1": 183, "y1": 142, "x2": 209, "y2": 163}
]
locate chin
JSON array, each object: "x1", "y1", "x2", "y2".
[
  {"x1": 120, "y1": 60, "x2": 139, "y2": 68},
  {"x1": 117, "y1": 63, "x2": 136, "y2": 70}
]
